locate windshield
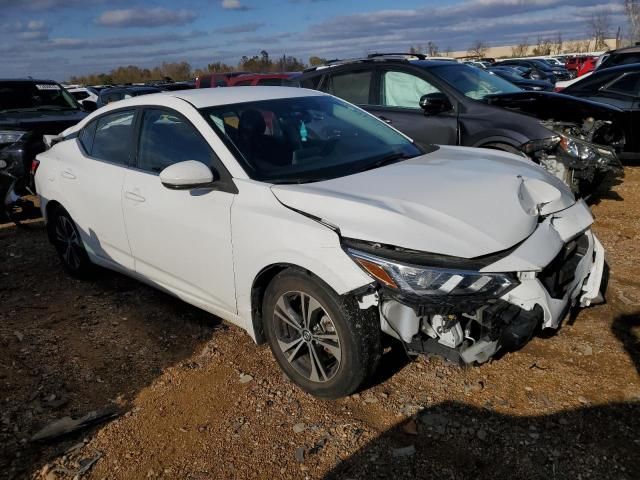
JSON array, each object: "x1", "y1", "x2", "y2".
[
  {"x1": 491, "y1": 69, "x2": 521, "y2": 81},
  {"x1": 199, "y1": 95, "x2": 425, "y2": 184},
  {"x1": 432, "y1": 64, "x2": 521, "y2": 100},
  {"x1": 0, "y1": 82, "x2": 80, "y2": 112}
]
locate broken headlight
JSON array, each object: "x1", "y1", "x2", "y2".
[
  {"x1": 521, "y1": 136, "x2": 561, "y2": 155},
  {"x1": 557, "y1": 134, "x2": 616, "y2": 167},
  {"x1": 346, "y1": 249, "x2": 517, "y2": 298}
]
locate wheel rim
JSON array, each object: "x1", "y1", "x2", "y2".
[
  {"x1": 273, "y1": 291, "x2": 341, "y2": 383},
  {"x1": 54, "y1": 215, "x2": 82, "y2": 270}
]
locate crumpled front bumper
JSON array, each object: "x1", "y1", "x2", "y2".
[{"x1": 490, "y1": 200, "x2": 605, "y2": 329}]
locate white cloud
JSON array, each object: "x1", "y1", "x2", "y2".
[
  {"x1": 221, "y1": 0, "x2": 250, "y2": 11},
  {"x1": 96, "y1": 8, "x2": 196, "y2": 28}
]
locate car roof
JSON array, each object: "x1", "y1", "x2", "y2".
[
  {"x1": 0, "y1": 78, "x2": 58, "y2": 84},
  {"x1": 609, "y1": 45, "x2": 640, "y2": 54},
  {"x1": 170, "y1": 86, "x2": 325, "y2": 108},
  {"x1": 591, "y1": 63, "x2": 640, "y2": 76}
]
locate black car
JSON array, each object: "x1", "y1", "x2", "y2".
[
  {"x1": 487, "y1": 67, "x2": 554, "y2": 91},
  {"x1": 0, "y1": 79, "x2": 87, "y2": 221},
  {"x1": 297, "y1": 53, "x2": 624, "y2": 194},
  {"x1": 598, "y1": 45, "x2": 640, "y2": 71},
  {"x1": 90, "y1": 85, "x2": 162, "y2": 110},
  {"x1": 493, "y1": 59, "x2": 571, "y2": 82},
  {"x1": 562, "y1": 63, "x2": 640, "y2": 161}
]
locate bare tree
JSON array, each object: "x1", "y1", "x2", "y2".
[
  {"x1": 588, "y1": 9, "x2": 611, "y2": 50},
  {"x1": 552, "y1": 32, "x2": 563, "y2": 55},
  {"x1": 467, "y1": 40, "x2": 488, "y2": 58},
  {"x1": 426, "y1": 41, "x2": 439, "y2": 56},
  {"x1": 511, "y1": 37, "x2": 529, "y2": 57},
  {"x1": 532, "y1": 36, "x2": 554, "y2": 55},
  {"x1": 625, "y1": 0, "x2": 640, "y2": 42}
]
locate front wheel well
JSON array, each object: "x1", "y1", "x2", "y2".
[{"x1": 250, "y1": 264, "x2": 325, "y2": 344}]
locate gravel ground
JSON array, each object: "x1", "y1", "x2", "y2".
[{"x1": 1, "y1": 169, "x2": 639, "y2": 480}]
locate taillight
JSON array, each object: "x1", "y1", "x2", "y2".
[{"x1": 31, "y1": 159, "x2": 40, "y2": 175}]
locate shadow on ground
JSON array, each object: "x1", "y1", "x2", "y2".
[{"x1": 324, "y1": 312, "x2": 640, "y2": 480}]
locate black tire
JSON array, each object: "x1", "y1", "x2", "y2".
[
  {"x1": 48, "y1": 206, "x2": 94, "y2": 278},
  {"x1": 263, "y1": 269, "x2": 381, "y2": 399}
]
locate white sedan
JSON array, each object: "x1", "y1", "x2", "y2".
[{"x1": 35, "y1": 87, "x2": 605, "y2": 398}]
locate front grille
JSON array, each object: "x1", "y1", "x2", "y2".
[{"x1": 539, "y1": 234, "x2": 589, "y2": 299}]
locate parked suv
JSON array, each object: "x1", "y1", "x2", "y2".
[
  {"x1": 297, "y1": 54, "x2": 623, "y2": 194},
  {"x1": 598, "y1": 45, "x2": 640, "y2": 71},
  {"x1": 35, "y1": 87, "x2": 605, "y2": 398},
  {"x1": 0, "y1": 79, "x2": 87, "y2": 221}
]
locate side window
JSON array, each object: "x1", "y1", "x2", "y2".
[
  {"x1": 299, "y1": 75, "x2": 322, "y2": 90},
  {"x1": 380, "y1": 71, "x2": 441, "y2": 109},
  {"x1": 604, "y1": 73, "x2": 640, "y2": 96},
  {"x1": 91, "y1": 110, "x2": 135, "y2": 164},
  {"x1": 79, "y1": 121, "x2": 96, "y2": 154},
  {"x1": 323, "y1": 70, "x2": 372, "y2": 104},
  {"x1": 137, "y1": 109, "x2": 212, "y2": 173}
]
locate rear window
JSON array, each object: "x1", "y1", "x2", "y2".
[
  {"x1": 0, "y1": 82, "x2": 79, "y2": 112},
  {"x1": 604, "y1": 72, "x2": 640, "y2": 96},
  {"x1": 322, "y1": 70, "x2": 372, "y2": 104}
]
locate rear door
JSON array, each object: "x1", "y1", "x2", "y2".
[
  {"x1": 121, "y1": 107, "x2": 237, "y2": 315},
  {"x1": 58, "y1": 109, "x2": 135, "y2": 269},
  {"x1": 366, "y1": 67, "x2": 458, "y2": 146}
]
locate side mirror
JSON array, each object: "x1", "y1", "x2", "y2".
[
  {"x1": 82, "y1": 100, "x2": 97, "y2": 112},
  {"x1": 419, "y1": 93, "x2": 452, "y2": 115},
  {"x1": 160, "y1": 160, "x2": 216, "y2": 190}
]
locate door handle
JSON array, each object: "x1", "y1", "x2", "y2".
[
  {"x1": 61, "y1": 169, "x2": 76, "y2": 180},
  {"x1": 378, "y1": 116, "x2": 393, "y2": 124},
  {"x1": 124, "y1": 191, "x2": 146, "y2": 203}
]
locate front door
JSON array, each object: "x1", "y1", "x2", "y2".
[
  {"x1": 122, "y1": 108, "x2": 237, "y2": 315},
  {"x1": 366, "y1": 68, "x2": 458, "y2": 146}
]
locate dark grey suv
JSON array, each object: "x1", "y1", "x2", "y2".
[{"x1": 296, "y1": 54, "x2": 624, "y2": 195}]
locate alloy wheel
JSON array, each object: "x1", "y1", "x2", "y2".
[
  {"x1": 54, "y1": 215, "x2": 83, "y2": 270},
  {"x1": 273, "y1": 291, "x2": 341, "y2": 383}
]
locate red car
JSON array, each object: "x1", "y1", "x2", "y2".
[
  {"x1": 228, "y1": 73, "x2": 300, "y2": 87},
  {"x1": 576, "y1": 57, "x2": 597, "y2": 77},
  {"x1": 565, "y1": 56, "x2": 596, "y2": 75},
  {"x1": 195, "y1": 72, "x2": 249, "y2": 88}
]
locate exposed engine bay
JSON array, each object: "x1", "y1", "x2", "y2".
[
  {"x1": 348, "y1": 201, "x2": 605, "y2": 365},
  {"x1": 533, "y1": 119, "x2": 624, "y2": 194}
]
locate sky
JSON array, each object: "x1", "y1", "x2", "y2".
[{"x1": 0, "y1": 0, "x2": 628, "y2": 81}]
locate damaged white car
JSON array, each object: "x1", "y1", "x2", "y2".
[{"x1": 35, "y1": 88, "x2": 606, "y2": 398}]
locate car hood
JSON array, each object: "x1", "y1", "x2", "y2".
[
  {"x1": 0, "y1": 109, "x2": 87, "y2": 135},
  {"x1": 484, "y1": 91, "x2": 623, "y2": 123},
  {"x1": 271, "y1": 146, "x2": 575, "y2": 258}
]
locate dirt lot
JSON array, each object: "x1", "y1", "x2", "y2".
[{"x1": 1, "y1": 169, "x2": 639, "y2": 480}]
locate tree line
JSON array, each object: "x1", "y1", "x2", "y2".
[{"x1": 68, "y1": 51, "x2": 323, "y2": 85}]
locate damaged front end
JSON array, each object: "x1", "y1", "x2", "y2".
[
  {"x1": 522, "y1": 119, "x2": 623, "y2": 195},
  {"x1": 342, "y1": 200, "x2": 606, "y2": 365},
  {"x1": 485, "y1": 91, "x2": 625, "y2": 196}
]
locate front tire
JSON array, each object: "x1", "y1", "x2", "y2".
[
  {"x1": 263, "y1": 269, "x2": 381, "y2": 399},
  {"x1": 48, "y1": 207, "x2": 93, "y2": 278}
]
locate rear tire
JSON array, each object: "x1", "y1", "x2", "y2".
[
  {"x1": 263, "y1": 269, "x2": 381, "y2": 399},
  {"x1": 48, "y1": 206, "x2": 94, "y2": 278}
]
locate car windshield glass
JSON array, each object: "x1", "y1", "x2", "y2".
[
  {"x1": 491, "y1": 69, "x2": 521, "y2": 81},
  {"x1": 0, "y1": 82, "x2": 79, "y2": 112},
  {"x1": 431, "y1": 64, "x2": 521, "y2": 100},
  {"x1": 199, "y1": 95, "x2": 425, "y2": 184}
]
